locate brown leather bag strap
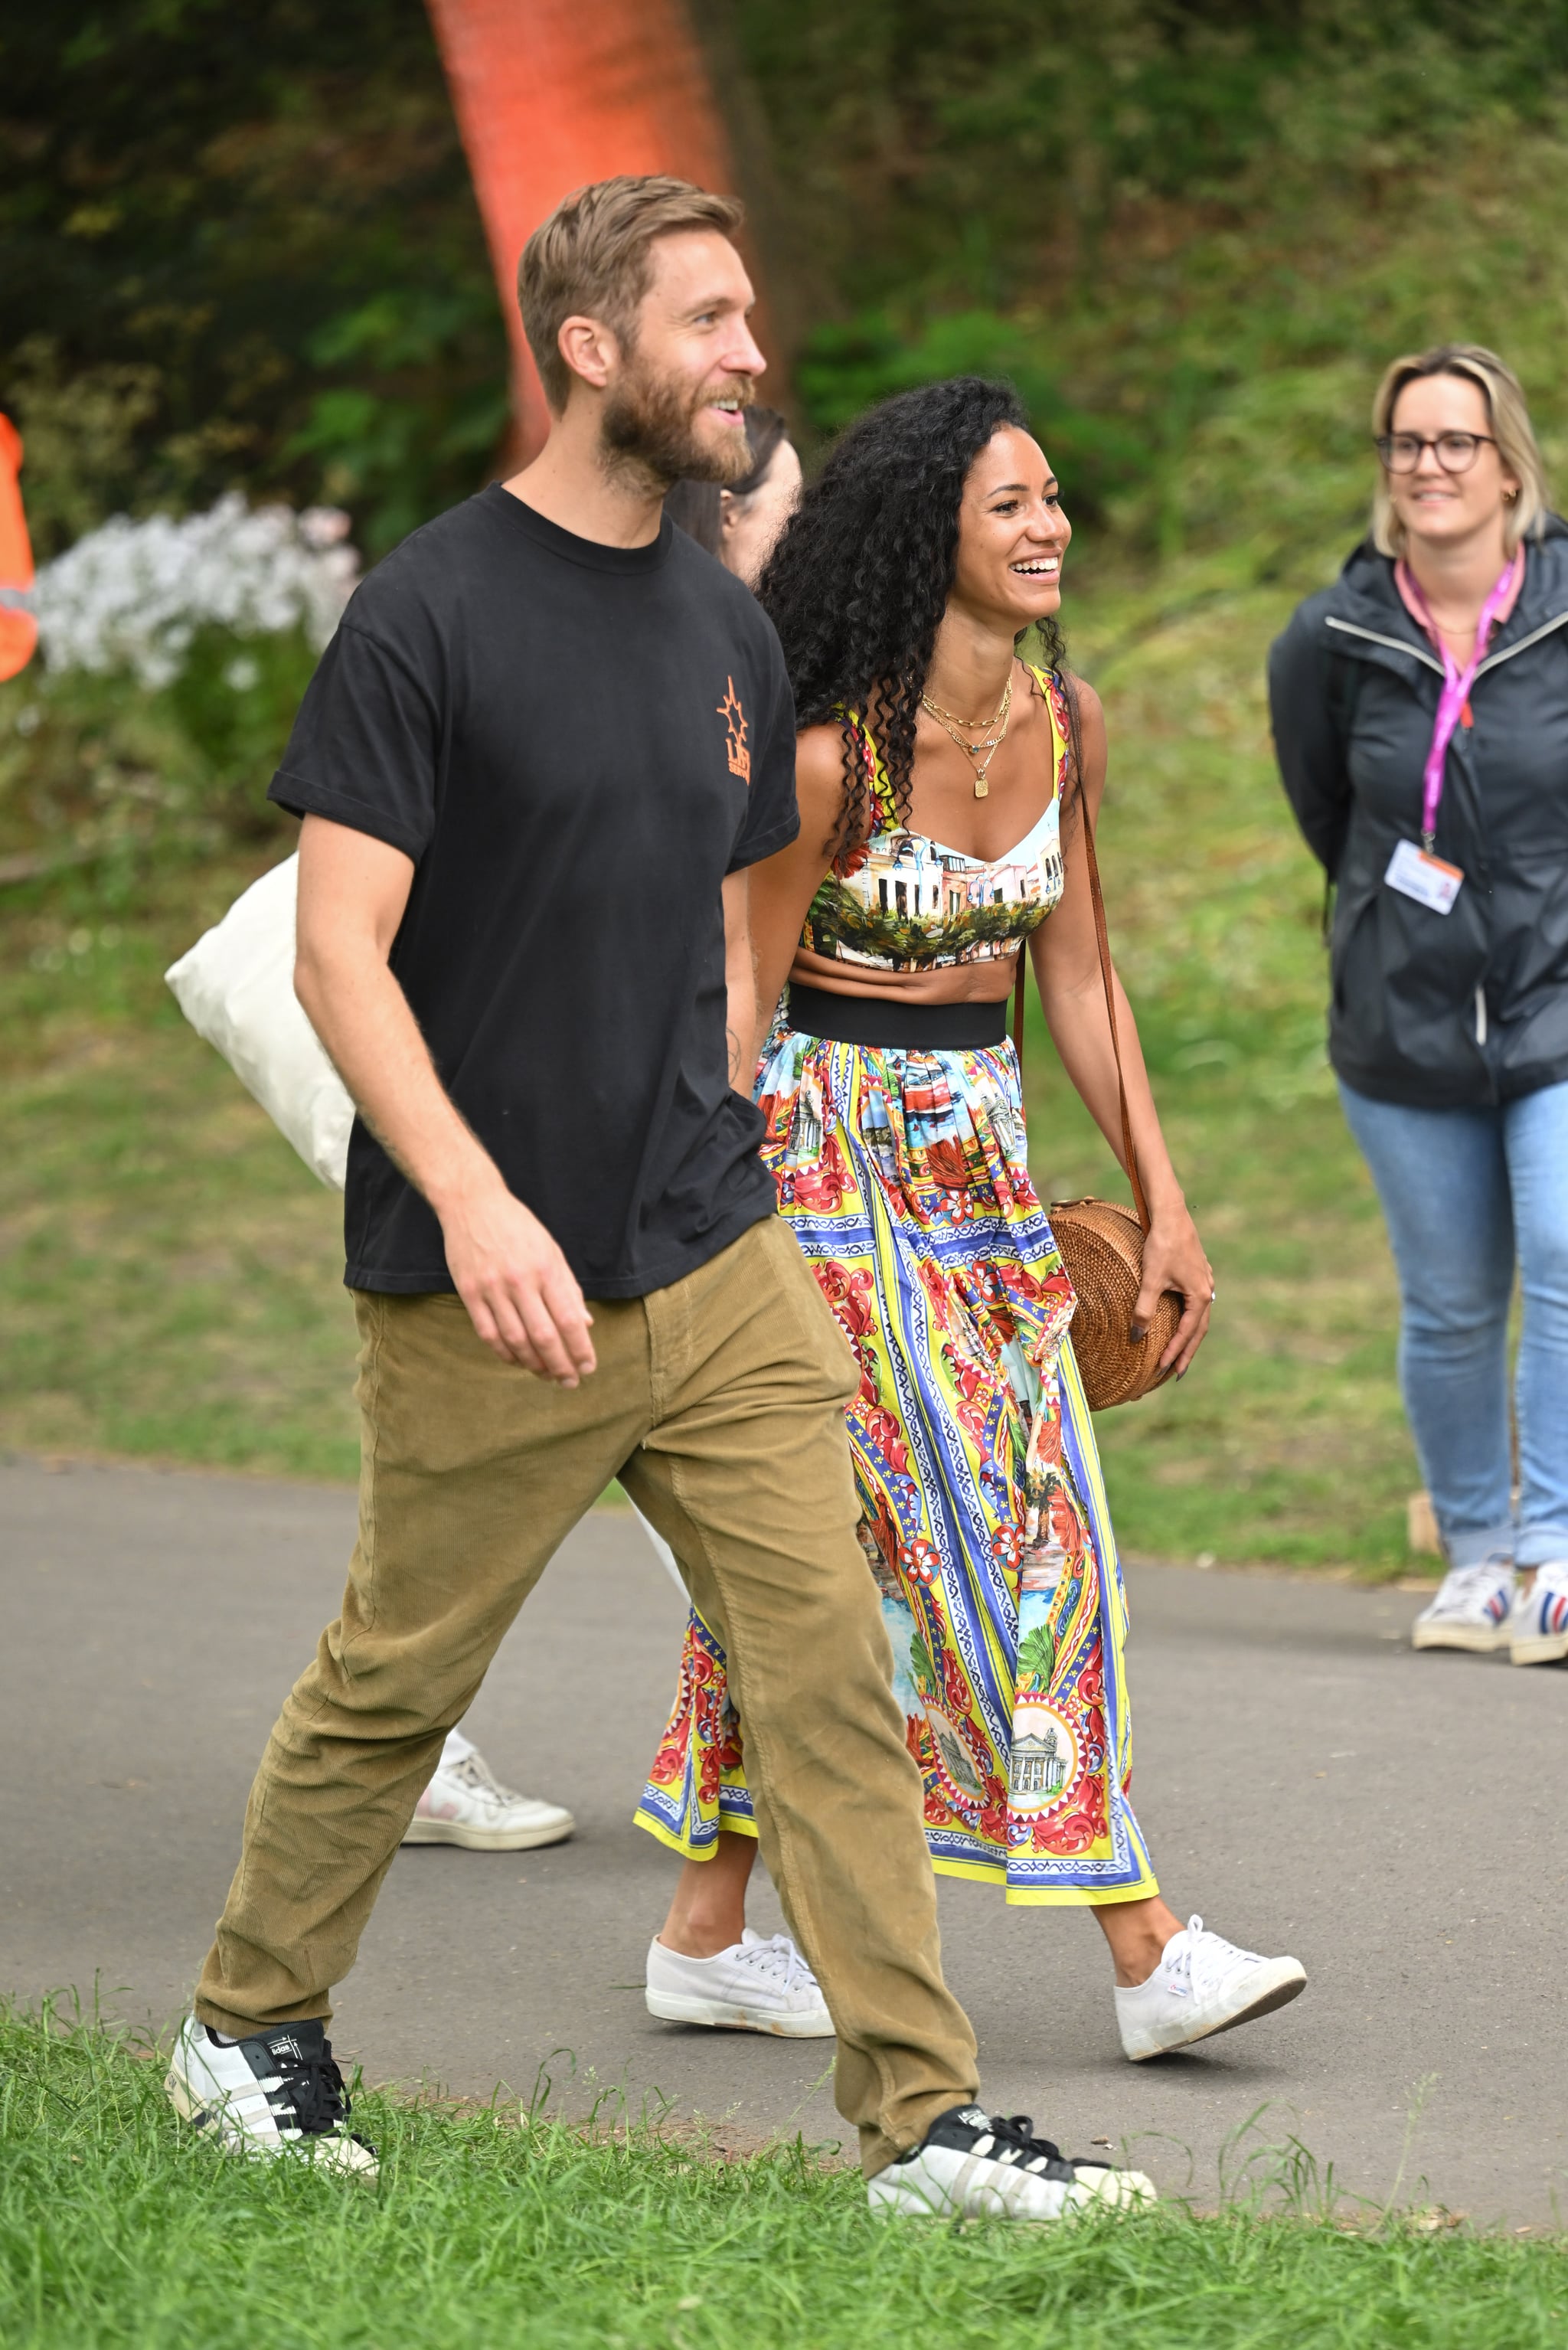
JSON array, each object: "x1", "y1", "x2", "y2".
[{"x1": 1076, "y1": 787, "x2": 1152, "y2": 1234}]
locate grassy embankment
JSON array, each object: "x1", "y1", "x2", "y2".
[
  {"x1": 4, "y1": 2002, "x2": 1566, "y2": 2350},
  {"x1": 14, "y1": 18, "x2": 1568, "y2": 1570},
  {"x1": 0, "y1": 567, "x2": 1410, "y2": 1570}
]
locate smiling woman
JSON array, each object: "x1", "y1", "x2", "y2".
[
  {"x1": 636, "y1": 375, "x2": 1307, "y2": 2066},
  {"x1": 1269, "y1": 343, "x2": 1568, "y2": 1666}
]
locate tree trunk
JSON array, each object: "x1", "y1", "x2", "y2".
[{"x1": 423, "y1": 0, "x2": 739, "y2": 466}]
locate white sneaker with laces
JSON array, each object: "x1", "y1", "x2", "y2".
[
  {"x1": 165, "y1": 2015, "x2": 377, "y2": 2176},
  {"x1": 1411, "y1": 1559, "x2": 1514, "y2": 1652},
  {"x1": 402, "y1": 1734, "x2": 575, "y2": 1851},
  {"x1": 868, "y1": 2104, "x2": 1155, "y2": 2221},
  {"x1": 645, "y1": 1927, "x2": 835, "y2": 2037},
  {"x1": 1507, "y1": 1562, "x2": 1568, "y2": 1665},
  {"x1": 1115, "y1": 1917, "x2": 1306, "y2": 2061}
]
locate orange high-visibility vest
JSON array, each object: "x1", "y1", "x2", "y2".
[
  {"x1": 423, "y1": 0, "x2": 740, "y2": 463},
  {"x1": 0, "y1": 413, "x2": 38, "y2": 681}
]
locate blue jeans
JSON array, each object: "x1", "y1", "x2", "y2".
[{"x1": 1338, "y1": 1079, "x2": 1568, "y2": 1568}]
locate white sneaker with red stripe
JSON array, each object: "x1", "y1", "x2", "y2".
[
  {"x1": 1508, "y1": 1562, "x2": 1568, "y2": 1665},
  {"x1": 1412, "y1": 1560, "x2": 1514, "y2": 1653},
  {"x1": 401, "y1": 1731, "x2": 574, "y2": 1851}
]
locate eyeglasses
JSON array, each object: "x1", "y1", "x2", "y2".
[{"x1": 1375, "y1": 431, "x2": 1498, "y2": 475}]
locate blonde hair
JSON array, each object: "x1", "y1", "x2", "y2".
[
  {"x1": 518, "y1": 175, "x2": 743, "y2": 415},
  {"x1": 1370, "y1": 342, "x2": 1550, "y2": 557}
]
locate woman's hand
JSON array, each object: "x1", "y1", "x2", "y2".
[{"x1": 1132, "y1": 1201, "x2": 1214, "y2": 1377}]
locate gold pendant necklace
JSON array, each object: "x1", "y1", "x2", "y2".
[{"x1": 920, "y1": 675, "x2": 1013, "y2": 797}]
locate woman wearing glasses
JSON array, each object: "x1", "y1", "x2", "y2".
[{"x1": 1270, "y1": 343, "x2": 1568, "y2": 1663}]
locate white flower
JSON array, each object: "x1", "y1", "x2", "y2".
[{"x1": 32, "y1": 495, "x2": 361, "y2": 690}]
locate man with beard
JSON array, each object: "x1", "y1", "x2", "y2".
[{"x1": 162, "y1": 178, "x2": 1152, "y2": 2224}]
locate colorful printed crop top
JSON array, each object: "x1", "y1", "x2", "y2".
[{"x1": 800, "y1": 664, "x2": 1070, "y2": 972}]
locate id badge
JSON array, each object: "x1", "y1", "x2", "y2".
[{"x1": 1384, "y1": 838, "x2": 1465, "y2": 915}]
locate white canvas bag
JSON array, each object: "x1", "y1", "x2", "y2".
[
  {"x1": 165, "y1": 853, "x2": 355, "y2": 1188},
  {"x1": 165, "y1": 857, "x2": 687, "y2": 1594}
]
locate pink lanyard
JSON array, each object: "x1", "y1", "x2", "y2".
[{"x1": 1398, "y1": 554, "x2": 1521, "y2": 850}]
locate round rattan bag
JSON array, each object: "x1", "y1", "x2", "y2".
[
  {"x1": 1015, "y1": 773, "x2": 1188, "y2": 1411},
  {"x1": 1048, "y1": 1195, "x2": 1182, "y2": 1412}
]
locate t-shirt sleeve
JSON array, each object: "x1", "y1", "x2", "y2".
[
  {"x1": 727, "y1": 627, "x2": 800, "y2": 873},
  {"x1": 267, "y1": 618, "x2": 439, "y2": 863}
]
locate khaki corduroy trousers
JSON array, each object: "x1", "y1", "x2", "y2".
[{"x1": 194, "y1": 1214, "x2": 979, "y2": 2175}]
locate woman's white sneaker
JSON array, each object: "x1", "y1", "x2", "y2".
[
  {"x1": 165, "y1": 2015, "x2": 377, "y2": 2176},
  {"x1": 868, "y1": 2105, "x2": 1155, "y2": 2221},
  {"x1": 1411, "y1": 1560, "x2": 1514, "y2": 1652},
  {"x1": 401, "y1": 1740, "x2": 575, "y2": 1851},
  {"x1": 1115, "y1": 1917, "x2": 1306, "y2": 2061},
  {"x1": 645, "y1": 1927, "x2": 835, "y2": 2037},
  {"x1": 1508, "y1": 1562, "x2": 1568, "y2": 1664}
]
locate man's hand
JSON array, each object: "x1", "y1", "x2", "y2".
[{"x1": 438, "y1": 1171, "x2": 598, "y2": 1383}]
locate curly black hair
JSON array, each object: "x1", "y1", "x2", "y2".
[{"x1": 755, "y1": 376, "x2": 1075, "y2": 861}]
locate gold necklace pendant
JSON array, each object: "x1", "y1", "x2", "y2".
[
  {"x1": 921, "y1": 672, "x2": 1020, "y2": 799},
  {"x1": 921, "y1": 672, "x2": 1012, "y2": 799}
]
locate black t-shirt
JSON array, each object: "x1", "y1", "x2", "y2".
[{"x1": 268, "y1": 484, "x2": 799, "y2": 1298}]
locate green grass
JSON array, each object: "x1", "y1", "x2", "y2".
[
  {"x1": 0, "y1": 571, "x2": 1422, "y2": 1564},
  {"x1": 0, "y1": 845, "x2": 361, "y2": 1481},
  {"x1": 1026, "y1": 575, "x2": 1417, "y2": 1574},
  {"x1": 3, "y1": 2004, "x2": 1563, "y2": 2350}
]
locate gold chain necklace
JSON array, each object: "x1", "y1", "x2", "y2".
[{"x1": 920, "y1": 674, "x2": 1013, "y2": 798}]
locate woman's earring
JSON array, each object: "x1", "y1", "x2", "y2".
[{"x1": 1504, "y1": 486, "x2": 1520, "y2": 503}]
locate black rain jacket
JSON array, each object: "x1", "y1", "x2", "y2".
[{"x1": 1268, "y1": 518, "x2": 1568, "y2": 1107}]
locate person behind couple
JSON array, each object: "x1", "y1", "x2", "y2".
[
  {"x1": 1271, "y1": 345, "x2": 1568, "y2": 1665},
  {"x1": 162, "y1": 172, "x2": 1150, "y2": 2221},
  {"x1": 635, "y1": 377, "x2": 1308, "y2": 2063},
  {"x1": 665, "y1": 404, "x2": 801, "y2": 583}
]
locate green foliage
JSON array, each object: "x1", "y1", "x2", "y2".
[
  {"x1": 0, "y1": 639, "x2": 305, "y2": 884},
  {"x1": 5, "y1": 2001, "x2": 1568, "y2": 2349},
  {"x1": 0, "y1": 0, "x2": 507, "y2": 558},
  {"x1": 797, "y1": 309, "x2": 1148, "y2": 517},
  {"x1": 739, "y1": 0, "x2": 1568, "y2": 569}
]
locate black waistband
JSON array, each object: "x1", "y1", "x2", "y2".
[{"x1": 786, "y1": 982, "x2": 1008, "y2": 1051}]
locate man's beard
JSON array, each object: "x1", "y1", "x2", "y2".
[{"x1": 600, "y1": 353, "x2": 753, "y2": 492}]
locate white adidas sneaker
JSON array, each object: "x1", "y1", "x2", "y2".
[
  {"x1": 1115, "y1": 1917, "x2": 1306, "y2": 2061},
  {"x1": 401, "y1": 1734, "x2": 574, "y2": 1852},
  {"x1": 868, "y1": 2104, "x2": 1155, "y2": 2221},
  {"x1": 645, "y1": 1927, "x2": 835, "y2": 2037},
  {"x1": 165, "y1": 2015, "x2": 377, "y2": 2176},
  {"x1": 1411, "y1": 1559, "x2": 1514, "y2": 1652},
  {"x1": 1507, "y1": 1562, "x2": 1568, "y2": 1665}
]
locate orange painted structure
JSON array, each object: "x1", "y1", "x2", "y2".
[
  {"x1": 424, "y1": 0, "x2": 739, "y2": 461},
  {"x1": 0, "y1": 413, "x2": 38, "y2": 681}
]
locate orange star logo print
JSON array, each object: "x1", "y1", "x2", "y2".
[{"x1": 717, "y1": 675, "x2": 750, "y2": 783}]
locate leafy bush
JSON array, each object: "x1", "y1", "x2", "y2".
[
  {"x1": 0, "y1": 0, "x2": 506, "y2": 561},
  {"x1": 1, "y1": 498, "x2": 356, "y2": 884},
  {"x1": 797, "y1": 309, "x2": 1149, "y2": 518}
]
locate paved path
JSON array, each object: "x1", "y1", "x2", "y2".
[{"x1": 3, "y1": 1458, "x2": 1562, "y2": 2221}]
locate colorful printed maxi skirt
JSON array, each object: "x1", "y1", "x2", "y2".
[{"x1": 634, "y1": 1022, "x2": 1158, "y2": 1905}]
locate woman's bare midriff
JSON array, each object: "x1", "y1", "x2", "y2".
[{"x1": 788, "y1": 943, "x2": 1023, "y2": 1005}]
